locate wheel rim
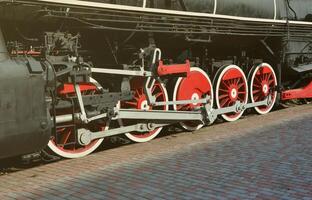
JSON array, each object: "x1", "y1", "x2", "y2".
[
  {"x1": 215, "y1": 65, "x2": 248, "y2": 122},
  {"x1": 173, "y1": 67, "x2": 213, "y2": 131},
  {"x1": 121, "y1": 77, "x2": 168, "y2": 143},
  {"x1": 47, "y1": 79, "x2": 107, "y2": 158},
  {"x1": 249, "y1": 63, "x2": 277, "y2": 115}
]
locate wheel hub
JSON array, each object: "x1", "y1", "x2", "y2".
[
  {"x1": 229, "y1": 87, "x2": 238, "y2": 101},
  {"x1": 139, "y1": 99, "x2": 150, "y2": 111},
  {"x1": 262, "y1": 82, "x2": 269, "y2": 96},
  {"x1": 191, "y1": 93, "x2": 200, "y2": 106}
]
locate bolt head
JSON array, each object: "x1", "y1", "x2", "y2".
[{"x1": 40, "y1": 121, "x2": 48, "y2": 129}]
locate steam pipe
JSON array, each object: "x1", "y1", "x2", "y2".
[{"x1": 0, "y1": 27, "x2": 9, "y2": 61}]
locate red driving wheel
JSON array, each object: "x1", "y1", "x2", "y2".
[
  {"x1": 214, "y1": 65, "x2": 248, "y2": 122},
  {"x1": 173, "y1": 67, "x2": 213, "y2": 131},
  {"x1": 48, "y1": 79, "x2": 108, "y2": 158},
  {"x1": 120, "y1": 77, "x2": 168, "y2": 143},
  {"x1": 249, "y1": 63, "x2": 277, "y2": 115}
]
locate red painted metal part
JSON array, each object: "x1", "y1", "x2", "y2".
[
  {"x1": 58, "y1": 83, "x2": 97, "y2": 95},
  {"x1": 222, "y1": 68, "x2": 244, "y2": 80},
  {"x1": 157, "y1": 60, "x2": 191, "y2": 76},
  {"x1": 282, "y1": 81, "x2": 312, "y2": 100},
  {"x1": 121, "y1": 77, "x2": 168, "y2": 141}
]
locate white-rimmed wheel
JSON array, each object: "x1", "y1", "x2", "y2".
[
  {"x1": 47, "y1": 78, "x2": 108, "y2": 159},
  {"x1": 214, "y1": 65, "x2": 248, "y2": 122},
  {"x1": 173, "y1": 67, "x2": 213, "y2": 131},
  {"x1": 248, "y1": 63, "x2": 277, "y2": 115},
  {"x1": 120, "y1": 77, "x2": 168, "y2": 143}
]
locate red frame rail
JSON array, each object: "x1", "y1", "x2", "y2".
[{"x1": 282, "y1": 81, "x2": 312, "y2": 100}]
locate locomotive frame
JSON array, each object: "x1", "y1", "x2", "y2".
[{"x1": 0, "y1": 0, "x2": 311, "y2": 159}]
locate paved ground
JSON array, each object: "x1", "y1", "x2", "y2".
[{"x1": 0, "y1": 104, "x2": 312, "y2": 200}]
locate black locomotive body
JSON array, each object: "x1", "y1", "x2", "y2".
[
  {"x1": 0, "y1": 30, "x2": 50, "y2": 158},
  {"x1": 0, "y1": 0, "x2": 311, "y2": 159},
  {"x1": 92, "y1": 0, "x2": 312, "y2": 20}
]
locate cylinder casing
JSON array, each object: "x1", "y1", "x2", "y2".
[{"x1": 0, "y1": 28, "x2": 51, "y2": 158}]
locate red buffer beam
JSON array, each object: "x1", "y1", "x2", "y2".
[{"x1": 282, "y1": 81, "x2": 312, "y2": 101}]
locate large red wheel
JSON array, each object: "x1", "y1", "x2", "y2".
[
  {"x1": 249, "y1": 63, "x2": 277, "y2": 115},
  {"x1": 214, "y1": 65, "x2": 248, "y2": 122},
  {"x1": 47, "y1": 78, "x2": 108, "y2": 158},
  {"x1": 120, "y1": 77, "x2": 168, "y2": 143},
  {"x1": 173, "y1": 67, "x2": 213, "y2": 131}
]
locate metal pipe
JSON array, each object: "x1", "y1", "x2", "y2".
[
  {"x1": 54, "y1": 113, "x2": 81, "y2": 124},
  {"x1": 0, "y1": 27, "x2": 9, "y2": 62},
  {"x1": 142, "y1": 0, "x2": 146, "y2": 8}
]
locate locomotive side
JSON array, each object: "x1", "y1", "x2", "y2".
[
  {"x1": 0, "y1": 0, "x2": 311, "y2": 159},
  {"x1": 0, "y1": 28, "x2": 50, "y2": 158}
]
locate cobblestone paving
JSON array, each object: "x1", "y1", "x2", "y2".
[{"x1": 0, "y1": 105, "x2": 312, "y2": 200}]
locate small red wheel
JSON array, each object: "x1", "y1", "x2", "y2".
[
  {"x1": 173, "y1": 67, "x2": 213, "y2": 131},
  {"x1": 120, "y1": 77, "x2": 168, "y2": 143},
  {"x1": 214, "y1": 65, "x2": 248, "y2": 122},
  {"x1": 249, "y1": 63, "x2": 277, "y2": 115},
  {"x1": 47, "y1": 78, "x2": 108, "y2": 158}
]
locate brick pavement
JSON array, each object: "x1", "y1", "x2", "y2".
[{"x1": 0, "y1": 104, "x2": 312, "y2": 200}]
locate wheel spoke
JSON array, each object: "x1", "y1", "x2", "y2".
[
  {"x1": 133, "y1": 95, "x2": 140, "y2": 102},
  {"x1": 219, "y1": 94, "x2": 229, "y2": 100},
  {"x1": 237, "y1": 82, "x2": 245, "y2": 89},
  {"x1": 219, "y1": 88, "x2": 229, "y2": 93},
  {"x1": 176, "y1": 104, "x2": 184, "y2": 110},
  {"x1": 234, "y1": 78, "x2": 239, "y2": 86},
  {"x1": 124, "y1": 101, "x2": 137, "y2": 107},
  {"x1": 220, "y1": 98, "x2": 231, "y2": 107},
  {"x1": 254, "y1": 95, "x2": 261, "y2": 102},
  {"x1": 255, "y1": 76, "x2": 262, "y2": 84},
  {"x1": 152, "y1": 85, "x2": 157, "y2": 93},
  {"x1": 222, "y1": 81, "x2": 231, "y2": 89},
  {"x1": 268, "y1": 79, "x2": 275, "y2": 85},
  {"x1": 155, "y1": 92, "x2": 163, "y2": 99},
  {"x1": 135, "y1": 89, "x2": 141, "y2": 97},
  {"x1": 267, "y1": 73, "x2": 273, "y2": 82},
  {"x1": 59, "y1": 128, "x2": 71, "y2": 145},
  {"x1": 253, "y1": 81, "x2": 262, "y2": 88}
]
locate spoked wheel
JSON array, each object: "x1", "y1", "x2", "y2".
[
  {"x1": 248, "y1": 63, "x2": 277, "y2": 115},
  {"x1": 120, "y1": 77, "x2": 168, "y2": 143},
  {"x1": 173, "y1": 67, "x2": 213, "y2": 131},
  {"x1": 47, "y1": 79, "x2": 108, "y2": 159},
  {"x1": 214, "y1": 65, "x2": 248, "y2": 122}
]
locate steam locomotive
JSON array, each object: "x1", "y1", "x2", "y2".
[{"x1": 0, "y1": 0, "x2": 311, "y2": 159}]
